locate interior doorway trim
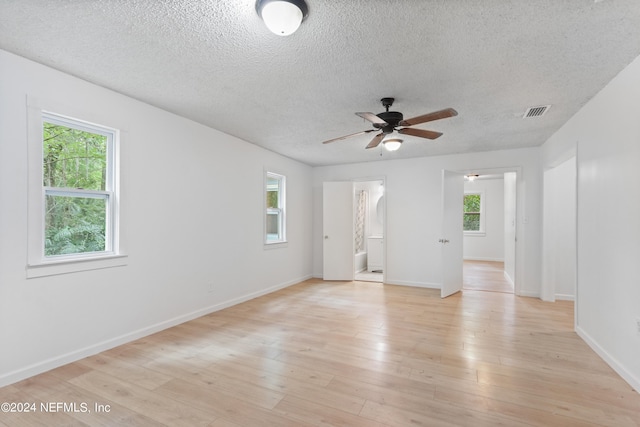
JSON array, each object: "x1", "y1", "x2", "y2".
[
  {"x1": 453, "y1": 166, "x2": 522, "y2": 296},
  {"x1": 352, "y1": 175, "x2": 386, "y2": 284}
]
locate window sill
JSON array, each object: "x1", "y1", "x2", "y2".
[
  {"x1": 264, "y1": 241, "x2": 288, "y2": 250},
  {"x1": 464, "y1": 231, "x2": 486, "y2": 237},
  {"x1": 27, "y1": 254, "x2": 128, "y2": 278}
]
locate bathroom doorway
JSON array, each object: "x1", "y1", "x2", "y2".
[{"x1": 353, "y1": 179, "x2": 385, "y2": 283}]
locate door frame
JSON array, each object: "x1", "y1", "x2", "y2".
[
  {"x1": 352, "y1": 176, "x2": 387, "y2": 284},
  {"x1": 542, "y1": 156, "x2": 577, "y2": 303},
  {"x1": 451, "y1": 166, "x2": 522, "y2": 296},
  {"x1": 322, "y1": 176, "x2": 387, "y2": 283}
]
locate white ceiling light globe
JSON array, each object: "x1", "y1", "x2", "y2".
[
  {"x1": 383, "y1": 138, "x2": 403, "y2": 151},
  {"x1": 261, "y1": 1, "x2": 303, "y2": 36}
]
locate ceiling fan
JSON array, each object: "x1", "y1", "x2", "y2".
[{"x1": 322, "y1": 97, "x2": 458, "y2": 150}]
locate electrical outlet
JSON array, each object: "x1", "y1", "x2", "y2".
[
  {"x1": 636, "y1": 318, "x2": 640, "y2": 333},
  {"x1": 208, "y1": 283, "x2": 215, "y2": 294}
]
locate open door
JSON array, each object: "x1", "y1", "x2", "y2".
[
  {"x1": 441, "y1": 170, "x2": 464, "y2": 298},
  {"x1": 323, "y1": 181, "x2": 354, "y2": 280}
]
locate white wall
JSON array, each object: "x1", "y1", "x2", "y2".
[
  {"x1": 463, "y1": 178, "x2": 504, "y2": 261},
  {"x1": 542, "y1": 157, "x2": 576, "y2": 301},
  {"x1": 312, "y1": 148, "x2": 542, "y2": 296},
  {"x1": 542, "y1": 54, "x2": 640, "y2": 391},
  {"x1": 0, "y1": 50, "x2": 313, "y2": 386}
]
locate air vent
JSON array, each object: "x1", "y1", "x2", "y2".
[{"x1": 523, "y1": 105, "x2": 551, "y2": 118}]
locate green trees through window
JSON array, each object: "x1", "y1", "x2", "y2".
[
  {"x1": 463, "y1": 193, "x2": 481, "y2": 231},
  {"x1": 43, "y1": 120, "x2": 111, "y2": 256}
]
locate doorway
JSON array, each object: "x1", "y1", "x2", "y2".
[
  {"x1": 354, "y1": 180, "x2": 384, "y2": 283},
  {"x1": 460, "y1": 171, "x2": 517, "y2": 294},
  {"x1": 322, "y1": 179, "x2": 385, "y2": 283},
  {"x1": 542, "y1": 157, "x2": 576, "y2": 302}
]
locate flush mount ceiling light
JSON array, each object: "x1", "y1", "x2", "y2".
[
  {"x1": 256, "y1": 0, "x2": 308, "y2": 36},
  {"x1": 466, "y1": 174, "x2": 480, "y2": 181},
  {"x1": 383, "y1": 138, "x2": 403, "y2": 152}
]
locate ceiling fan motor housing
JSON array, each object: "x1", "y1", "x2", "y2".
[{"x1": 375, "y1": 111, "x2": 404, "y2": 133}]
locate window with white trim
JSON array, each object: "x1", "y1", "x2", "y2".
[
  {"x1": 463, "y1": 192, "x2": 485, "y2": 234},
  {"x1": 265, "y1": 172, "x2": 286, "y2": 244},
  {"x1": 28, "y1": 111, "x2": 121, "y2": 271}
]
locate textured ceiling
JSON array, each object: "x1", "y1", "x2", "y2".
[{"x1": 1, "y1": 1, "x2": 640, "y2": 166}]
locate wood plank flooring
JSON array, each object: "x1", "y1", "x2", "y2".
[
  {"x1": 2, "y1": 279, "x2": 639, "y2": 426},
  {"x1": 463, "y1": 260, "x2": 514, "y2": 293}
]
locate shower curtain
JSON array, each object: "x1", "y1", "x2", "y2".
[{"x1": 355, "y1": 190, "x2": 367, "y2": 253}]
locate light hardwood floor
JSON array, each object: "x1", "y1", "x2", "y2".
[
  {"x1": 2, "y1": 279, "x2": 638, "y2": 426},
  {"x1": 463, "y1": 260, "x2": 514, "y2": 293}
]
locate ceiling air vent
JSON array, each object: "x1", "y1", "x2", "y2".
[{"x1": 523, "y1": 105, "x2": 551, "y2": 118}]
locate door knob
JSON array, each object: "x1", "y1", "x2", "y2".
[{"x1": 324, "y1": 235, "x2": 329, "y2": 239}]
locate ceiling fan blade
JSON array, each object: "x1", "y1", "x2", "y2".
[
  {"x1": 399, "y1": 108, "x2": 458, "y2": 127},
  {"x1": 356, "y1": 112, "x2": 388, "y2": 125},
  {"x1": 365, "y1": 133, "x2": 385, "y2": 149},
  {"x1": 322, "y1": 129, "x2": 377, "y2": 144},
  {"x1": 398, "y1": 127, "x2": 443, "y2": 140}
]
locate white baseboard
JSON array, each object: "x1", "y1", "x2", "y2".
[
  {"x1": 517, "y1": 289, "x2": 540, "y2": 298},
  {"x1": 576, "y1": 326, "x2": 640, "y2": 392},
  {"x1": 503, "y1": 271, "x2": 515, "y2": 286},
  {"x1": 384, "y1": 279, "x2": 440, "y2": 289},
  {"x1": 311, "y1": 274, "x2": 438, "y2": 290},
  {"x1": 463, "y1": 257, "x2": 505, "y2": 262},
  {"x1": 0, "y1": 274, "x2": 311, "y2": 388},
  {"x1": 554, "y1": 293, "x2": 575, "y2": 301}
]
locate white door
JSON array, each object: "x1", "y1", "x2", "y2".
[
  {"x1": 323, "y1": 181, "x2": 355, "y2": 280},
  {"x1": 440, "y1": 170, "x2": 464, "y2": 298}
]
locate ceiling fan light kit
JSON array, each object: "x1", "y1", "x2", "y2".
[
  {"x1": 383, "y1": 138, "x2": 403, "y2": 151},
  {"x1": 256, "y1": 0, "x2": 308, "y2": 36},
  {"x1": 322, "y1": 97, "x2": 458, "y2": 151}
]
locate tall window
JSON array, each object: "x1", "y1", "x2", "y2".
[
  {"x1": 41, "y1": 113, "x2": 117, "y2": 258},
  {"x1": 265, "y1": 172, "x2": 286, "y2": 244},
  {"x1": 463, "y1": 192, "x2": 483, "y2": 232}
]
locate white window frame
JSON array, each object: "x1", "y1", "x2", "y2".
[
  {"x1": 264, "y1": 171, "x2": 286, "y2": 246},
  {"x1": 27, "y1": 101, "x2": 126, "y2": 278},
  {"x1": 463, "y1": 191, "x2": 486, "y2": 236}
]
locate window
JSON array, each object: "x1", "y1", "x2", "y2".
[
  {"x1": 42, "y1": 115, "x2": 116, "y2": 257},
  {"x1": 463, "y1": 192, "x2": 484, "y2": 233},
  {"x1": 27, "y1": 108, "x2": 123, "y2": 276},
  {"x1": 265, "y1": 172, "x2": 286, "y2": 244}
]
